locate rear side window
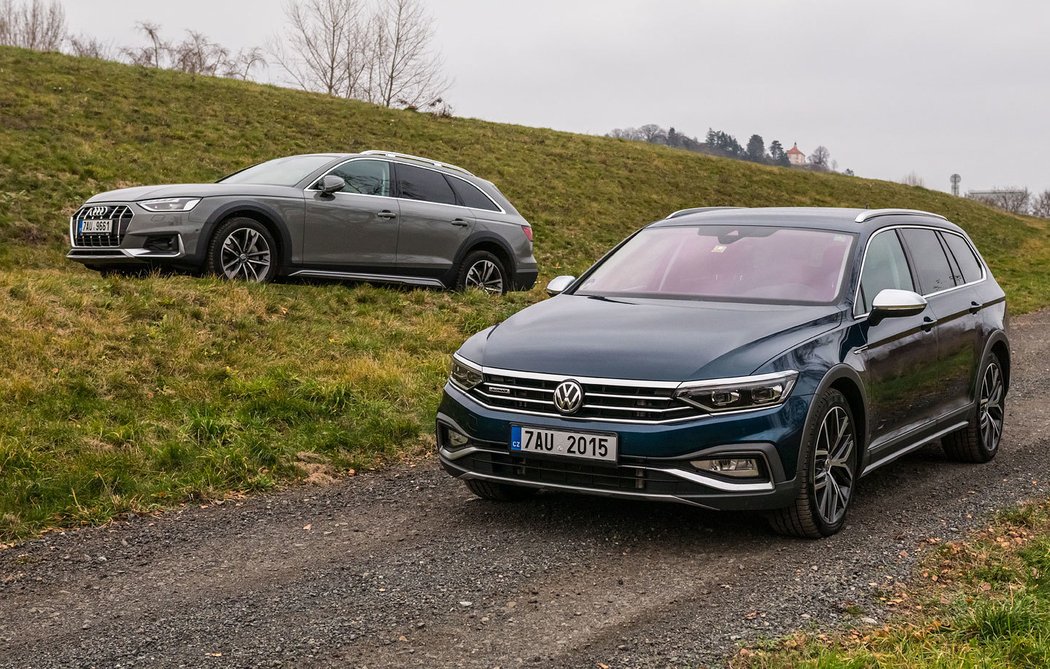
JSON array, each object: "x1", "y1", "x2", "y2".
[
  {"x1": 941, "y1": 232, "x2": 984, "y2": 284},
  {"x1": 323, "y1": 159, "x2": 391, "y2": 196},
  {"x1": 396, "y1": 164, "x2": 457, "y2": 205},
  {"x1": 900, "y1": 228, "x2": 956, "y2": 294},
  {"x1": 448, "y1": 176, "x2": 500, "y2": 212},
  {"x1": 859, "y1": 230, "x2": 914, "y2": 313}
]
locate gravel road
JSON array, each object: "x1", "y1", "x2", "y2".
[{"x1": 2, "y1": 309, "x2": 1049, "y2": 669}]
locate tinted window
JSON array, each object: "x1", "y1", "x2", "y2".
[
  {"x1": 900, "y1": 228, "x2": 956, "y2": 294},
  {"x1": 942, "y1": 232, "x2": 984, "y2": 284},
  {"x1": 396, "y1": 164, "x2": 457, "y2": 205},
  {"x1": 220, "y1": 155, "x2": 337, "y2": 186},
  {"x1": 575, "y1": 225, "x2": 855, "y2": 304},
  {"x1": 859, "y1": 230, "x2": 914, "y2": 313},
  {"x1": 448, "y1": 177, "x2": 500, "y2": 211},
  {"x1": 322, "y1": 159, "x2": 391, "y2": 196}
]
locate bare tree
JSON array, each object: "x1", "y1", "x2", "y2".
[
  {"x1": 808, "y1": 145, "x2": 831, "y2": 170},
  {"x1": 0, "y1": 0, "x2": 65, "y2": 51},
  {"x1": 272, "y1": 0, "x2": 359, "y2": 95},
  {"x1": 170, "y1": 30, "x2": 231, "y2": 76},
  {"x1": 637, "y1": 124, "x2": 667, "y2": 144},
  {"x1": 1032, "y1": 190, "x2": 1050, "y2": 219},
  {"x1": 966, "y1": 188, "x2": 1031, "y2": 215},
  {"x1": 123, "y1": 22, "x2": 169, "y2": 68},
  {"x1": 226, "y1": 46, "x2": 267, "y2": 80},
  {"x1": 66, "y1": 34, "x2": 116, "y2": 60},
  {"x1": 900, "y1": 171, "x2": 925, "y2": 187},
  {"x1": 365, "y1": 0, "x2": 448, "y2": 108}
]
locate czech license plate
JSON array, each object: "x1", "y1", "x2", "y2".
[
  {"x1": 510, "y1": 425, "x2": 618, "y2": 463},
  {"x1": 80, "y1": 219, "x2": 113, "y2": 234}
]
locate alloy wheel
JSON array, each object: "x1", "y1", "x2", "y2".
[
  {"x1": 813, "y1": 406, "x2": 855, "y2": 526},
  {"x1": 979, "y1": 361, "x2": 1005, "y2": 453},
  {"x1": 464, "y1": 259, "x2": 504, "y2": 294},
  {"x1": 220, "y1": 227, "x2": 271, "y2": 282}
]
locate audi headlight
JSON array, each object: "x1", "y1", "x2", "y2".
[
  {"x1": 139, "y1": 197, "x2": 201, "y2": 212},
  {"x1": 675, "y1": 371, "x2": 799, "y2": 413},
  {"x1": 449, "y1": 355, "x2": 484, "y2": 391}
]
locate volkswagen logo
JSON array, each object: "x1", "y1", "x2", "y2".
[
  {"x1": 553, "y1": 380, "x2": 584, "y2": 415},
  {"x1": 88, "y1": 206, "x2": 108, "y2": 219}
]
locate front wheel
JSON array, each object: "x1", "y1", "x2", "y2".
[
  {"x1": 769, "y1": 389, "x2": 858, "y2": 538},
  {"x1": 943, "y1": 353, "x2": 1005, "y2": 463},
  {"x1": 206, "y1": 217, "x2": 277, "y2": 283},
  {"x1": 457, "y1": 251, "x2": 507, "y2": 295}
]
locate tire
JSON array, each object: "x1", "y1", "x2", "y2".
[
  {"x1": 943, "y1": 353, "x2": 1005, "y2": 463},
  {"x1": 206, "y1": 217, "x2": 277, "y2": 283},
  {"x1": 464, "y1": 479, "x2": 537, "y2": 502},
  {"x1": 769, "y1": 389, "x2": 859, "y2": 538},
  {"x1": 456, "y1": 250, "x2": 507, "y2": 295}
]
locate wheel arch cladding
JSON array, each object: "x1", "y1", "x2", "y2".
[
  {"x1": 990, "y1": 338, "x2": 1011, "y2": 392},
  {"x1": 206, "y1": 202, "x2": 292, "y2": 269},
  {"x1": 458, "y1": 234, "x2": 516, "y2": 276}
]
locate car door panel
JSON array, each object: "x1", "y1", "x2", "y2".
[
  {"x1": 393, "y1": 163, "x2": 476, "y2": 277},
  {"x1": 303, "y1": 193, "x2": 400, "y2": 267}
]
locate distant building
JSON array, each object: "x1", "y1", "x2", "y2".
[{"x1": 786, "y1": 143, "x2": 806, "y2": 167}]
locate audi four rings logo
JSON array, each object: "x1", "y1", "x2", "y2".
[
  {"x1": 88, "y1": 206, "x2": 108, "y2": 218},
  {"x1": 553, "y1": 380, "x2": 584, "y2": 415}
]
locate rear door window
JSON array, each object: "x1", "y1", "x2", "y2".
[
  {"x1": 941, "y1": 232, "x2": 984, "y2": 284},
  {"x1": 900, "y1": 228, "x2": 957, "y2": 295},
  {"x1": 858, "y1": 230, "x2": 915, "y2": 313},
  {"x1": 395, "y1": 164, "x2": 457, "y2": 205}
]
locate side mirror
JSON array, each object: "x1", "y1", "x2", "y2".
[
  {"x1": 319, "y1": 175, "x2": 346, "y2": 195},
  {"x1": 869, "y1": 288, "x2": 927, "y2": 324},
  {"x1": 545, "y1": 275, "x2": 576, "y2": 296}
]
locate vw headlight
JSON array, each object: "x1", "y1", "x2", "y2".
[
  {"x1": 449, "y1": 355, "x2": 484, "y2": 391},
  {"x1": 675, "y1": 371, "x2": 799, "y2": 413},
  {"x1": 139, "y1": 197, "x2": 201, "y2": 212}
]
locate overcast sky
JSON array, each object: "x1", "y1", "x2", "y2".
[{"x1": 62, "y1": 0, "x2": 1049, "y2": 194}]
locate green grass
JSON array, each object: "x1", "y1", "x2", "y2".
[
  {"x1": 1, "y1": 46, "x2": 1050, "y2": 541},
  {"x1": 734, "y1": 503, "x2": 1050, "y2": 668}
]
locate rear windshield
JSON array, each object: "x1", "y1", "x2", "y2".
[
  {"x1": 575, "y1": 225, "x2": 855, "y2": 304},
  {"x1": 219, "y1": 155, "x2": 336, "y2": 186}
]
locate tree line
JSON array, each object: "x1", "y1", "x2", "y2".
[
  {"x1": 966, "y1": 188, "x2": 1050, "y2": 218},
  {"x1": 607, "y1": 124, "x2": 846, "y2": 174},
  {"x1": 0, "y1": 0, "x2": 448, "y2": 112}
]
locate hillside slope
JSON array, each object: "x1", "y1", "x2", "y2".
[{"x1": 0, "y1": 47, "x2": 1047, "y2": 541}]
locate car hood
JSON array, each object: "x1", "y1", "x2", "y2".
[
  {"x1": 463, "y1": 295, "x2": 843, "y2": 381},
  {"x1": 86, "y1": 183, "x2": 304, "y2": 203}
]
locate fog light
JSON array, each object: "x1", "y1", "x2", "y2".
[
  {"x1": 691, "y1": 457, "x2": 762, "y2": 478},
  {"x1": 448, "y1": 429, "x2": 469, "y2": 448}
]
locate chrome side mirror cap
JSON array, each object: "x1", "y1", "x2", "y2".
[
  {"x1": 870, "y1": 288, "x2": 927, "y2": 323},
  {"x1": 545, "y1": 275, "x2": 576, "y2": 296}
]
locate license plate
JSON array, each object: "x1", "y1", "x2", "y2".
[
  {"x1": 80, "y1": 219, "x2": 113, "y2": 234},
  {"x1": 510, "y1": 425, "x2": 618, "y2": 463}
]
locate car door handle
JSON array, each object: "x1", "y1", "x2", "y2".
[
  {"x1": 450, "y1": 218, "x2": 470, "y2": 227},
  {"x1": 921, "y1": 316, "x2": 937, "y2": 333},
  {"x1": 969, "y1": 301, "x2": 982, "y2": 315},
  {"x1": 376, "y1": 210, "x2": 397, "y2": 220}
]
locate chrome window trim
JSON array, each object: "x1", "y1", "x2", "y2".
[
  {"x1": 852, "y1": 224, "x2": 988, "y2": 320},
  {"x1": 305, "y1": 157, "x2": 506, "y2": 215}
]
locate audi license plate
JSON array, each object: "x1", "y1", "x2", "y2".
[
  {"x1": 510, "y1": 425, "x2": 618, "y2": 463},
  {"x1": 80, "y1": 219, "x2": 113, "y2": 234}
]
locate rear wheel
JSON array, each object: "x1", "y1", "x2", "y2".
[
  {"x1": 943, "y1": 353, "x2": 1005, "y2": 463},
  {"x1": 769, "y1": 389, "x2": 858, "y2": 538},
  {"x1": 464, "y1": 479, "x2": 537, "y2": 502},
  {"x1": 206, "y1": 217, "x2": 277, "y2": 283},
  {"x1": 457, "y1": 250, "x2": 507, "y2": 295}
]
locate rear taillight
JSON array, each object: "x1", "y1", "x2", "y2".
[{"x1": 522, "y1": 225, "x2": 534, "y2": 242}]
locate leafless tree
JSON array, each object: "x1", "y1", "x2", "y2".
[
  {"x1": 225, "y1": 46, "x2": 267, "y2": 80},
  {"x1": 0, "y1": 0, "x2": 66, "y2": 51},
  {"x1": 808, "y1": 145, "x2": 831, "y2": 170},
  {"x1": 66, "y1": 33, "x2": 116, "y2": 60},
  {"x1": 900, "y1": 171, "x2": 925, "y2": 187},
  {"x1": 966, "y1": 188, "x2": 1031, "y2": 215},
  {"x1": 271, "y1": 0, "x2": 359, "y2": 95},
  {"x1": 365, "y1": 0, "x2": 448, "y2": 108},
  {"x1": 1032, "y1": 190, "x2": 1050, "y2": 219},
  {"x1": 637, "y1": 124, "x2": 667, "y2": 144},
  {"x1": 170, "y1": 30, "x2": 231, "y2": 76},
  {"x1": 122, "y1": 21, "x2": 169, "y2": 68}
]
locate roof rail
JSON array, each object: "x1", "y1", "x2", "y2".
[
  {"x1": 855, "y1": 208, "x2": 947, "y2": 223},
  {"x1": 360, "y1": 150, "x2": 475, "y2": 177},
  {"x1": 666, "y1": 206, "x2": 741, "y2": 220}
]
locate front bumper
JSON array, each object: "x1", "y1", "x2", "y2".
[
  {"x1": 66, "y1": 202, "x2": 202, "y2": 269},
  {"x1": 437, "y1": 383, "x2": 807, "y2": 511}
]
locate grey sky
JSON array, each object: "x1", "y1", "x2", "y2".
[{"x1": 62, "y1": 1, "x2": 1049, "y2": 194}]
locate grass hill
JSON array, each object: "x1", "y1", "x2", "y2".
[{"x1": 1, "y1": 46, "x2": 1048, "y2": 541}]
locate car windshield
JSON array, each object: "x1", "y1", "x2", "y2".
[
  {"x1": 218, "y1": 155, "x2": 336, "y2": 186},
  {"x1": 575, "y1": 225, "x2": 855, "y2": 304}
]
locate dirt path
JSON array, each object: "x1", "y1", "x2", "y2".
[{"x1": 2, "y1": 310, "x2": 1049, "y2": 669}]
